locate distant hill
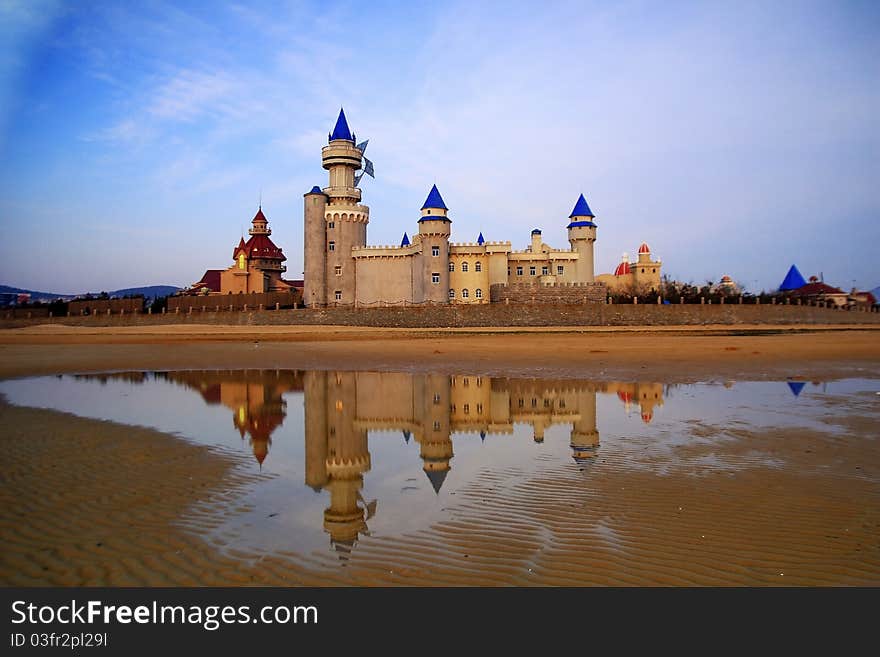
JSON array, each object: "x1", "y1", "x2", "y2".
[
  {"x1": 0, "y1": 285, "x2": 74, "y2": 301},
  {"x1": 108, "y1": 285, "x2": 180, "y2": 299},
  {"x1": 0, "y1": 284, "x2": 180, "y2": 302}
]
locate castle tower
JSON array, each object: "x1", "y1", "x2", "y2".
[
  {"x1": 567, "y1": 194, "x2": 597, "y2": 283},
  {"x1": 632, "y1": 242, "x2": 662, "y2": 292},
  {"x1": 417, "y1": 184, "x2": 451, "y2": 303},
  {"x1": 305, "y1": 108, "x2": 370, "y2": 306}
]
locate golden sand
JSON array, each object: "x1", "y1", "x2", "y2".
[{"x1": 1, "y1": 324, "x2": 878, "y2": 586}]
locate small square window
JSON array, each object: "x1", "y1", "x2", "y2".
[
  {"x1": 334, "y1": 290, "x2": 341, "y2": 300},
  {"x1": 328, "y1": 221, "x2": 335, "y2": 229},
  {"x1": 529, "y1": 266, "x2": 536, "y2": 276},
  {"x1": 431, "y1": 272, "x2": 440, "y2": 284},
  {"x1": 557, "y1": 265, "x2": 564, "y2": 275},
  {"x1": 328, "y1": 241, "x2": 335, "y2": 252},
  {"x1": 334, "y1": 266, "x2": 342, "y2": 276},
  {"x1": 516, "y1": 266, "x2": 523, "y2": 276},
  {"x1": 432, "y1": 246, "x2": 440, "y2": 256},
  {"x1": 542, "y1": 266, "x2": 549, "y2": 275}
]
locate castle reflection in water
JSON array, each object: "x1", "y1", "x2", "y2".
[{"x1": 75, "y1": 370, "x2": 665, "y2": 554}]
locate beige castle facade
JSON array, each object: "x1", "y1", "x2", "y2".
[{"x1": 304, "y1": 109, "x2": 662, "y2": 307}]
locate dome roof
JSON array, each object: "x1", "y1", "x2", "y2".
[
  {"x1": 614, "y1": 260, "x2": 631, "y2": 276},
  {"x1": 638, "y1": 242, "x2": 650, "y2": 254}
]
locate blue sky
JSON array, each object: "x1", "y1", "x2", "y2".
[{"x1": 1, "y1": 0, "x2": 878, "y2": 294}]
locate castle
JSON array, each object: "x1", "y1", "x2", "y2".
[{"x1": 304, "y1": 109, "x2": 661, "y2": 307}]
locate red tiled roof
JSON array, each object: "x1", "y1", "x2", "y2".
[
  {"x1": 790, "y1": 282, "x2": 844, "y2": 296},
  {"x1": 234, "y1": 234, "x2": 286, "y2": 262},
  {"x1": 192, "y1": 269, "x2": 222, "y2": 292}
]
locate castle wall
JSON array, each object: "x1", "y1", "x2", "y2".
[
  {"x1": 354, "y1": 256, "x2": 413, "y2": 306},
  {"x1": 490, "y1": 282, "x2": 607, "y2": 304},
  {"x1": 12, "y1": 301, "x2": 878, "y2": 329}
]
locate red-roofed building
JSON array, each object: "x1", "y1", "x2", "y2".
[
  {"x1": 788, "y1": 277, "x2": 847, "y2": 308},
  {"x1": 219, "y1": 207, "x2": 294, "y2": 294}
]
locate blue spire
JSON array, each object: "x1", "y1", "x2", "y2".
[
  {"x1": 779, "y1": 264, "x2": 807, "y2": 291},
  {"x1": 308, "y1": 185, "x2": 322, "y2": 194},
  {"x1": 400, "y1": 232, "x2": 410, "y2": 246},
  {"x1": 477, "y1": 232, "x2": 485, "y2": 245},
  {"x1": 421, "y1": 184, "x2": 448, "y2": 210},
  {"x1": 569, "y1": 193, "x2": 594, "y2": 218},
  {"x1": 330, "y1": 107, "x2": 353, "y2": 141}
]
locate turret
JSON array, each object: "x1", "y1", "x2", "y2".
[
  {"x1": 637, "y1": 242, "x2": 651, "y2": 264},
  {"x1": 567, "y1": 193, "x2": 597, "y2": 283},
  {"x1": 303, "y1": 186, "x2": 328, "y2": 306},
  {"x1": 418, "y1": 184, "x2": 451, "y2": 303},
  {"x1": 530, "y1": 228, "x2": 543, "y2": 253}
]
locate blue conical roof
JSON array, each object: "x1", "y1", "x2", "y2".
[
  {"x1": 779, "y1": 264, "x2": 807, "y2": 291},
  {"x1": 400, "y1": 232, "x2": 410, "y2": 246},
  {"x1": 421, "y1": 184, "x2": 448, "y2": 210},
  {"x1": 569, "y1": 193, "x2": 594, "y2": 218},
  {"x1": 330, "y1": 108, "x2": 353, "y2": 141},
  {"x1": 308, "y1": 185, "x2": 322, "y2": 194},
  {"x1": 477, "y1": 232, "x2": 485, "y2": 245}
]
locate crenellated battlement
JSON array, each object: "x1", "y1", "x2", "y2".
[{"x1": 450, "y1": 241, "x2": 511, "y2": 248}]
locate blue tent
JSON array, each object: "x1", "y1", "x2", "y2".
[{"x1": 779, "y1": 264, "x2": 807, "y2": 291}]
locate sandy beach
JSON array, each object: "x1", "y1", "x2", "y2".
[
  {"x1": 1, "y1": 323, "x2": 878, "y2": 586},
  {"x1": 1, "y1": 323, "x2": 879, "y2": 381}
]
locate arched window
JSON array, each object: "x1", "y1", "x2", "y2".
[
  {"x1": 449, "y1": 288, "x2": 455, "y2": 299},
  {"x1": 238, "y1": 254, "x2": 245, "y2": 269},
  {"x1": 475, "y1": 261, "x2": 482, "y2": 272},
  {"x1": 462, "y1": 288, "x2": 469, "y2": 298},
  {"x1": 449, "y1": 262, "x2": 454, "y2": 272},
  {"x1": 475, "y1": 288, "x2": 482, "y2": 299},
  {"x1": 461, "y1": 262, "x2": 469, "y2": 272}
]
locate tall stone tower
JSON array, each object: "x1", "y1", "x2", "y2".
[
  {"x1": 417, "y1": 184, "x2": 451, "y2": 303},
  {"x1": 567, "y1": 193, "x2": 597, "y2": 283},
  {"x1": 304, "y1": 108, "x2": 369, "y2": 306}
]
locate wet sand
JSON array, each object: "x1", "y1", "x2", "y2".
[
  {"x1": 1, "y1": 323, "x2": 879, "y2": 382},
  {"x1": 1, "y1": 324, "x2": 878, "y2": 586}
]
